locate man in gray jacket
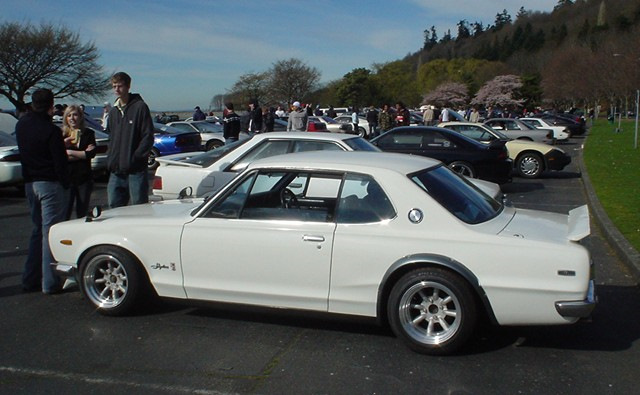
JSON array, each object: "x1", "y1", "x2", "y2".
[
  {"x1": 105, "y1": 72, "x2": 154, "y2": 208},
  {"x1": 287, "y1": 101, "x2": 308, "y2": 131}
]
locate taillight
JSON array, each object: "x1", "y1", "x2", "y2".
[{"x1": 152, "y1": 176, "x2": 162, "y2": 190}]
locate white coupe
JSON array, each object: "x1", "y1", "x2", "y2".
[{"x1": 50, "y1": 151, "x2": 595, "y2": 355}]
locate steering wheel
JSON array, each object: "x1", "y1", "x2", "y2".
[{"x1": 280, "y1": 188, "x2": 299, "y2": 209}]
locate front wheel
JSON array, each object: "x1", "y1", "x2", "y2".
[
  {"x1": 516, "y1": 152, "x2": 544, "y2": 178},
  {"x1": 448, "y1": 161, "x2": 475, "y2": 178},
  {"x1": 79, "y1": 246, "x2": 149, "y2": 316},
  {"x1": 387, "y1": 268, "x2": 477, "y2": 355}
]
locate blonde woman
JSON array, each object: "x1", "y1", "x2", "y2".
[{"x1": 62, "y1": 105, "x2": 96, "y2": 219}]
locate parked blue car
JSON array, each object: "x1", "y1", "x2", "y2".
[{"x1": 150, "y1": 123, "x2": 202, "y2": 169}]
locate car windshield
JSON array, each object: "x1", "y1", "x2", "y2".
[
  {"x1": 182, "y1": 138, "x2": 249, "y2": 167},
  {"x1": 410, "y1": 165, "x2": 502, "y2": 224},
  {"x1": 343, "y1": 137, "x2": 381, "y2": 151}
]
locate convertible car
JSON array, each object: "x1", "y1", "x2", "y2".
[{"x1": 50, "y1": 151, "x2": 595, "y2": 355}]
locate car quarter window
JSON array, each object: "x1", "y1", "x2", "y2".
[
  {"x1": 336, "y1": 174, "x2": 396, "y2": 223},
  {"x1": 229, "y1": 140, "x2": 291, "y2": 172}
]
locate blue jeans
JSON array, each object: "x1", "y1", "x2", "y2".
[
  {"x1": 107, "y1": 171, "x2": 149, "y2": 208},
  {"x1": 24, "y1": 181, "x2": 66, "y2": 293}
]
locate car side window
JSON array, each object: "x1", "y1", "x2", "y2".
[
  {"x1": 202, "y1": 173, "x2": 256, "y2": 218},
  {"x1": 420, "y1": 130, "x2": 455, "y2": 148},
  {"x1": 229, "y1": 140, "x2": 291, "y2": 172},
  {"x1": 505, "y1": 121, "x2": 520, "y2": 130},
  {"x1": 293, "y1": 141, "x2": 343, "y2": 153},
  {"x1": 223, "y1": 171, "x2": 343, "y2": 222},
  {"x1": 336, "y1": 175, "x2": 395, "y2": 223}
]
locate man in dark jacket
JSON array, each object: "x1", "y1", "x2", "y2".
[
  {"x1": 192, "y1": 106, "x2": 206, "y2": 121},
  {"x1": 248, "y1": 99, "x2": 263, "y2": 133},
  {"x1": 15, "y1": 88, "x2": 70, "y2": 294},
  {"x1": 223, "y1": 102, "x2": 241, "y2": 142},
  {"x1": 105, "y1": 72, "x2": 154, "y2": 208}
]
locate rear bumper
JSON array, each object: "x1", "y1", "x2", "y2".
[{"x1": 555, "y1": 279, "x2": 597, "y2": 318}]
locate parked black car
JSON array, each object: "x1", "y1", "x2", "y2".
[
  {"x1": 541, "y1": 113, "x2": 586, "y2": 135},
  {"x1": 370, "y1": 126, "x2": 512, "y2": 184}
]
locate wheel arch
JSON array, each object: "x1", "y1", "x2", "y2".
[
  {"x1": 78, "y1": 244, "x2": 155, "y2": 293},
  {"x1": 376, "y1": 254, "x2": 498, "y2": 326}
]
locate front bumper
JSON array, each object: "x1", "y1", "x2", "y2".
[
  {"x1": 51, "y1": 262, "x2": 77, "y2": 278},
  {"x1": 545, "y1": 150, "x2": 571, "y2": 171},
  {"x1": 555, "y1": 279, "x2": 597, "y2": 318}
]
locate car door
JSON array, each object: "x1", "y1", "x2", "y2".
[{"x1": 180, "y1": 170, "x2": 339, "y2": 311}]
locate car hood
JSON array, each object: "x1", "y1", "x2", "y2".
[
  {"x1": 90, "y1": 199, "x2": 204, "y2": 222},
  {"x1": 498, "y1": 205, "x2": 590, "y2": 243}
]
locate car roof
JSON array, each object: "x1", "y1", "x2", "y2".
[
  {"x1": 249, "y1": 131, "x2": 362, "y2": 142},
  {"x1": 247, "y1": 150, "x2": 441, "y2": 174}
]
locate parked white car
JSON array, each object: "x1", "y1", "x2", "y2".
[
  {"x1": 50, "y1": 151, "x2": 595, "y2": 355},
  {"x1": 152, "y1": 132, "x2": 380, "y2": 200},
  {"x1": 520, "y1": 117, "x2": 572, "y2": 140},
  {"x1": 0, "y1": 131, "x2": 22, "y2": 187},
  {"x1": 439, "y1": 122, "x2": 571, "y2": 178},
  {"x1": 153, "y1": 132, "x2": 501, "y2": 201},
  {"x1": 334, "y1": 114, "x2": 369, "y2": 137}
]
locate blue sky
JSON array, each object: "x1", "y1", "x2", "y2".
[{"x1": 1, "y1": 0, "x2": 559, "y2": 111}]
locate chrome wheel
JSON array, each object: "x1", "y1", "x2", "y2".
[
  {"x1": 517, "y1": 153, "x2": 543, "y2": 178},
  {"x1": 448, "y1": 161, "x2": 475, "y2": 178},
  {"x1": 79, "y1": 246, "x2": 146, "y2": 315},
  {"x1": 397, "y1": 281, "x2": 461, "y2": 345},
  {"x1": 388, "y1": 268, "x2": 476, "y2": 354},
  {"x1": 83, "y1": 253, "x2": 129, "y2": 309}
]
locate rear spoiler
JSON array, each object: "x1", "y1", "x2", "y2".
[{"x1": 568, "y1": 205, "x2": 590, "y2": 241}]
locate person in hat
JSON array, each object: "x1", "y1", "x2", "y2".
[{"x1": 287, "y1": 101, "x2": 308, "y2": 131}]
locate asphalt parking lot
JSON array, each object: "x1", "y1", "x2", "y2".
[{"x1": 1, "y1": 135, "x2": 639, "y2": 394}]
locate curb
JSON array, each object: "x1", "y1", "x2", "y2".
[{"x1": 578, "y1": 139, "x2": 640, "y2": 279}]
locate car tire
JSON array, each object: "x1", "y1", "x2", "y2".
[
  {"x1": 387, "y1": 268, "x2": 477, "y2": 355},
  {"x1": 516, "y1": 152, "x2": 544, "y2": 178},
  {"x1": 79, "y1": 246, "x2": 150, "y2": 316},
  {"x1": 148, "y1": 148, "x2": 160, "y2": 170},
  {"x1": 358, "y1": 126, "x2": 367, "y2": 137},
  {"x1": 448, "y1": 161, "x2": 475, "y2": 178},
  {"x1": 206, "y1": 140, "x2": 224, "y2": 151}
]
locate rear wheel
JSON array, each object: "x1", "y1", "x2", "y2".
[
  {"x1": 516, "y1": 152, "x2": 544, "y2": 178},
  {"x1": 79, "y1": 246, "x2": 150, "y2": 316},
  {"x1": 387, "y1": 268, "x2": 477, "y2": 355},
  {"x1": 148, "y1": 148, "x2": 160, "y2": 170},
  {"x1": 206, "y1": 139, "x2": 224, "y2": 151},
  {"x1": 448, "y1": 161, "x2": 475, "y2": 178}
]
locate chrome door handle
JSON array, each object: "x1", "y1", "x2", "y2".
[{"x1": 302, "y1": 235, "x2": 325, "y2": 242}]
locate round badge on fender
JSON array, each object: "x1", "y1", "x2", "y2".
[{"x1": 408, "y1": 209, "x2": 423, "y2": 223}]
